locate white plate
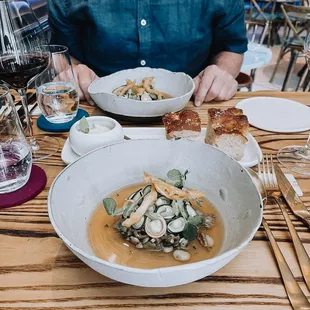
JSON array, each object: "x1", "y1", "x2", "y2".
[
  {"x1": 236, "y1": 97, "x2": 310, "y2": 133},
  {"x1": 61, "y1": 127, "x2": 262, "y2": 167}
]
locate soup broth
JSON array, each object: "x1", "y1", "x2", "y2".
[{"x1": 88, "y1": 183, "x2": 225, "y2": 268}]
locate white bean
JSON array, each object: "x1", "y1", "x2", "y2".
[{"x1": 173, "y1": 250, "x2": 191, "y2": 261}]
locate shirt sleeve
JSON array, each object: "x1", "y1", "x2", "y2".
[
  {"x1": 210, "y1": 0, "x2": 248, "y2": 57},
  {"x1": 47, "y1": 0, "x2": 85, "y2": 62}
]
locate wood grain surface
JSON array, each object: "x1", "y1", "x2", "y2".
[{"x1": 1, "y1": 91, "x2": 310, "y2": 310}]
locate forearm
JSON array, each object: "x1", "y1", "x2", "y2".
[{"x1": 211, "y1": 52, "x2": 244, "y2": 78}]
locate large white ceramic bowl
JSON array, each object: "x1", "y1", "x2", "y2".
[
  {"x1": 48, "y1": 139, "x2": 263, "y2": 287},
  {"x1": 88, "y1": 67, "x2": 195, "y2": 118}
]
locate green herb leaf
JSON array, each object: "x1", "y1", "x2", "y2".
[
  {"x1": 174, "y1": 180, "x2": 183, "y2": 189},
  {"x1": 79, "y1": 116, "x2": 89, "y2": 134},
  {"x1": 102, "y1": 198, "x2": 116, "y2": 216},
  {"x1": 182, "y1": 223, "x2": 197, "y2": 241},
  {"x1": 188, "y1": 215, "x2": 203, "y2": 226},
  {"x1": 167, "y1": 169, "x2": 182, "y2": 181}
]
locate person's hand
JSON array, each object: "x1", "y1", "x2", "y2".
[
  {"x1": 193, "y1": 65, "x2": 238, "y2": 106},
  {"x1": 72, "y1": 64, "x2": 99, "y2": 105}
]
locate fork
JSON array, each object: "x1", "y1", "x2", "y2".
[{"x1": 259, "y1": 154, "x2": 310, "y2": 297}]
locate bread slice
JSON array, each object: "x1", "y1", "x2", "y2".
[
  {"x1": 162, "y1": 110, "x2": 201, "y2": 140},
  {"x1": 205, "y1": 108, "x2": 249, "y2": 160}
]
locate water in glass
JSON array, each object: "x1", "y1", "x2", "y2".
[
  {"x1": 0, "y1": 85, "x2": 32, "y2": 194},
  {"x1": 36, "y1": 45, "x2": 79, "y2": 123}
]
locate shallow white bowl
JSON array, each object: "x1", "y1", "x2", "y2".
[
  {"x1": 48, "y1": 139, "x2": 263, "y2": 287},
  {"x1": 69, "y1": 116, "x2": 123, "y2": 156},
  {"x1": 88, "y1": 67, "x2": 195, "y2": 118}
]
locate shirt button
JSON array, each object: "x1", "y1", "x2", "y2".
[
  {"x1": 141, "y1": 19, "x2": 147, "y2": 26},
  {"x1": 140, "y1": 60, "x2": 146, "y2": 66}
]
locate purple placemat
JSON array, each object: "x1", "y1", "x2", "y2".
[{"x1": 0, "y1": 165, "x2": 47, "y2": 209}]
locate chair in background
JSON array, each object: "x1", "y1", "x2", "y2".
[
  {"x1": 237, "y1": 1, "x2": 269, "y2": 91},
  {"x1": 269, "y1": 4, "x2": 310, "y2": 91}
]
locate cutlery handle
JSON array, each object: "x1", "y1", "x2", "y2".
[
  {"x1": 262, "y1": 218, "x2": 310, "y2": 310},
  {"x1": 274, "y1": 197, "x2": 310, "y2": 292}
]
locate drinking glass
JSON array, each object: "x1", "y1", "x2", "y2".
[
  {"x1": 277, "y1": 32, "x2": 310, "y2": 175},
  {"x1": 0, "y1": 0, "x2": 59, "y2": 161},
  {"x1": 35, "y1": 45, "x2": 79, "y2": 123},
  {"x1": 0, "y1": 84, "x2": 32, "y2": 194}
]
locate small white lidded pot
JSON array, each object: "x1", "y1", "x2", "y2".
[{"x1": 69, "y1": 116, "x2": 123, "y2": 156}]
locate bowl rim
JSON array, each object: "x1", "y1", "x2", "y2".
[
  {"x1": 70, "y1": 116, "x2": 121, "y2": 137},
  {"x1": 88, "y1": 67, "x2": 195, "y2": 104},
  {"x1": 48, "y1": 139, "x2": 263, "y2": 274}
]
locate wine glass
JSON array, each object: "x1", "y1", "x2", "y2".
[
  {"x1": 277, "y1": 32, "x2": 310, "y2": 175},
  {"x1": 35, "y1": 45, "x2": 79, "y2": 124},
  {"x1": 0, "y1": 84, "x2": 32, "y2": 193},
  {"x1": 0, "y1": 0, "x2": 59, "y2": 161}
]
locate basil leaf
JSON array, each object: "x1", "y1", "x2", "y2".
[
  {"x1": 79, "y1": 116, "x2": 89, "y2": 134},
  {"x1": 167, "y1": 169, "x2": 182, "y2": 181},
  {"x1": 188, "y1": 215, "x2": 203, "y2": 226},
  {"x1": 182, "y1": 223, "x2": 197, "y2": 241},
  {"x1": 102, "y1": 198, "x2": 116, "y2": 216}
]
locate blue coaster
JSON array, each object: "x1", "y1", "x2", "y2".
[{"x1": 37, "y1": 109, "x2": 89, "y2": 133}]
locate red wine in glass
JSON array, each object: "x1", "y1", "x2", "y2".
[
  {"x1": 0, "y1": 54, "x2": 49, "y2": 89},
  {"x1": 0, "y1": 0, "x2": 59, "y2": 161}
]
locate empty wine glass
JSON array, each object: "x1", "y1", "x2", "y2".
[
  {"x1": 0, "y1": 0, "x2": 59, "y2": 161},
  {"x1": 0, "y1": 84, "x2": 32, "y2": 193},
  {"x1": 36, "y1": 45, "x2": 79, "y2": 123},
  {"x1": 277, "y1": 32, "x2": 310, "y2": 175}
]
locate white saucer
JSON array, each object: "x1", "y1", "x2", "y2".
[
  {"x1": 61, "y1": 127, "x2": 262, "y2": 167},
  {"x1": 236, "y1": 97, "x2": 310, "y2": 133}
]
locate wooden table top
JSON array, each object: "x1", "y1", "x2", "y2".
[{"x1": 1, "y1": 91, "x2": 310, "y2": 310}]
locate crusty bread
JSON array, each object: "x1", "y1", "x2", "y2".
[
  {"x1": 205, "y1": 108, "x2": 249, "y2": 160},
  {"x1": 163, "y1": 110, "x2": 201, "y2": 140}
]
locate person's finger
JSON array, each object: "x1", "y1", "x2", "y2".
[
  {"x1": 193, "y1": 70, "x2": 203, "y2": 96},
  {"x1": 213, "y1": 80, "x2": 231, "y2": 102},
  {"x1": 193, "y1": 76, "x2": 200, "y2": 96},
  {"x1": 79, "y1": 77, "x2": 95, "y2": 106},
  {"x1": 194, "y1": 69, "x2": 214, "y2": 106},
  {"x1": 73, "y1": 70, "x2": 86, "y2": 101},
  {"x1": 204, "y1": 75, "x2": 225, "y2": 102},
  {"x1": 73, "y1": 65, "x2": 96, "y2": 105},
  {"x1": 224, "y1": 80, "x2": 238, "y2": 100}
]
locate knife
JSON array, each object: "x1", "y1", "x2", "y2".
[{"x1": 274, "y1": 164, "x2": 310, "y2": 228}]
